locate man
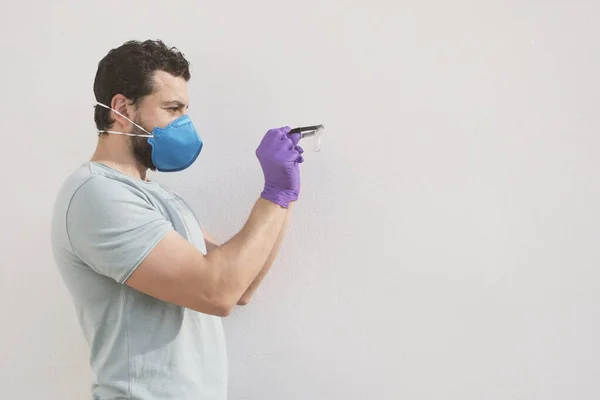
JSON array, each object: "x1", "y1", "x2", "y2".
[{"x1": 50, "y1": 39, "x2": 304, "y2": 399}]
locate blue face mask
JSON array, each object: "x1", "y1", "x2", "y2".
[{"x1": 95, "y1": 102, "x2": 203, "y2": 172}]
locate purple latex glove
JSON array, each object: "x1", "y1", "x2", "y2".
[{"x1": 256, "y1": 127, "x2": 304, "y2": 208}]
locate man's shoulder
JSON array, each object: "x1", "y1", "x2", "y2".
[
  {"x1": 50, "y1": 162, "x2": 169, "y2": 257},
  {"x1": 51, "y1": 163, "x2": 153, "y2": 236},
  {"x1": 53, "y1": 163, "x2": 96, "y2": 208},
  {"x1": 55, "y1": 162, "x2": 153, "y2": 206}
]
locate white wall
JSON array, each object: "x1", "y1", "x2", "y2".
[{"x1": 1, "y1": 1, "x2": 599, "y2": 399}]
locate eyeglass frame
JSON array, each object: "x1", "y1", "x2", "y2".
[{"x1": 288, "y1": 125, "x2": 324, "y2": 139}]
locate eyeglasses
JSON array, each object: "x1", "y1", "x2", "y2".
[{"x1": 289, "y1": 125, "x2": 325, "y2": 152}]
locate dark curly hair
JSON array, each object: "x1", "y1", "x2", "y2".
[{"x1": 93, "y1": 39, "x2": 191, "y2": 131}]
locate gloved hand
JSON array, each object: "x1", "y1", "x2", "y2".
[{"x1": 256, "y1": 126, "x2": 304, "y2": 208}]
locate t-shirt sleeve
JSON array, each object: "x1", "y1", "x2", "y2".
[{"x1": 66, "y1": 176, "x2": 173, "y2": 283}]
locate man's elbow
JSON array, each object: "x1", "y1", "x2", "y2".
[
  {"x1": 212, "y1": 293, "x2": 241, "y2": 316},
  {"x1": 215, "y1": 292, "x2": 254, "y2": 314},
  {"x1": 197, "y1": 295, "x2": 249, "y2": 315},
  {"x1": 187, "y1": 291, "x2": 237, "y2": 317},
  {"x1": 215, "y1": 303, "x2": 234, "y2": 317},
  {"x1": 198, "y1": 299, "x2": 234, "y2": 317},
  {"x1": 197, "y1": 278, "x2": 252, "y2": 315}
]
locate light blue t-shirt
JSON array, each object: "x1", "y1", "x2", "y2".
[{"x1": 50, "y1": 162, "x2": 227, "y2": 400}]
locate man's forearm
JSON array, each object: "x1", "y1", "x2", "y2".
[
  {"x1": 206, "y1": 197, "x2": 287, "y2": 305},
  {"x1": 237, "y1": 203, "x2": 294, "y2": 305}
]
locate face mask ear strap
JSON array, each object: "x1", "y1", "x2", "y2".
[
  {"x1": 97, "y1": 130, "x2": 153, "y2": 138},
  {"x1": 95, "y1": 102, "x2": 152, "y2": 135}
]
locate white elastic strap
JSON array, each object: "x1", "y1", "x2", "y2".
[
  {"x1": 97, "y1": 130, "x2": 153, "y2": 138},
  {"x1": 95, "y1": 102, "x2": 154, "y2": 137}
]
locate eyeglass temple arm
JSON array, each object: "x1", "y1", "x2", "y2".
[{"x1": 289, "y1": 125, "x2": 323, "y2": 134}]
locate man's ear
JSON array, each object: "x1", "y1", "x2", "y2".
[{"x1": 109, "y1": 94, "x2": 135, "y2": 129}]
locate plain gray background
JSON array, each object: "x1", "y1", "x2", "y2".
[{"x1": 1, "y1": 1, "x2": 599, "y2": 399}]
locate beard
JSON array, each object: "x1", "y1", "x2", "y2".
[{"x1": 130, "y1": 119, "x2": 156, "y2": 171}]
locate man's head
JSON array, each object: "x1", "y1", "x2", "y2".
[{"x1": 93, "y1": 40, "x2": 191, "y2": 170}]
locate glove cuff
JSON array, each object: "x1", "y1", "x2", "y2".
[{"x1": 261, "y1": 186, "x2": 298, "y2": 209}]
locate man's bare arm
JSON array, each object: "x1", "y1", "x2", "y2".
[
  {"x1": 236, "y1": 202, "x2": 293, "y2": 305},
  {"x1": 126, "y1": 197, "x2": 286, "y2": 317},
  {"x1": 203, "y1": 202, "x2": 293, "y2": 306}
]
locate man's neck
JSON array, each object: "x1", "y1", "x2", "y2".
[{"x1": 90, "y1": 138, "x2": 148, "y2": 181}]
